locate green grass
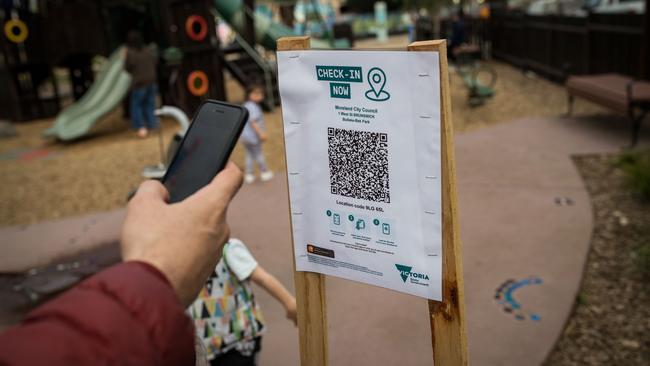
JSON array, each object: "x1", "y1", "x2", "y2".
[{"x1": 615, "y1": 151, "x2": 650, "y2": 202}]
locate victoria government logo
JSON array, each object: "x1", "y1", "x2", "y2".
[{"x1": 395, "y1": 264, "x2": 430, "y2": 287}]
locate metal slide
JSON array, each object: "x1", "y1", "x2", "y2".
[
  {"x1": 43, "y1": 47, "x2": 132, "y2": 141},
  {"x1": 213, "y1": 0, "x2": 330, "y2": 50}
]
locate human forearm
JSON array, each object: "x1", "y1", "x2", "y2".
[
  {"x1": 251, "y1": 267, "x2": 297, "y2": 324},
  {"x1": 251, "y1": 267, "x2": 294, "y2": 307}
]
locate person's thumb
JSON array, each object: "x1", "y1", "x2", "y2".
[{"x1": 132, "y1": 180, "x2": 170, "y2": 204}]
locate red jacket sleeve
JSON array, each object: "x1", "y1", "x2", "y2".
[{"x1": 0, "y1": 261, "x2": 195, "y2": 365}]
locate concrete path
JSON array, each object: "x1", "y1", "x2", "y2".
[
  {"x1": 456, "y1": 116, "x2": 647, "y2": 366},
  {"x1": 0, "y1": 210, "x2": 124, "y2": 272},
  {"x1": 1, "y1": 115, "x2": 647, "y2": 365}
]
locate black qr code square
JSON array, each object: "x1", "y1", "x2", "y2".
[{"x1": 327, "y1": 128, "x2": 389, "y2": 203}]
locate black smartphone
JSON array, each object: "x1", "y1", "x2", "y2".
[{"x1": 162, "y1": 100, "x2": 248, "y2": 203}]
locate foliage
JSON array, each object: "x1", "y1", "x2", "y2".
[{"x1": 615, "y1": 151, "x2": 650, "y2": 202}]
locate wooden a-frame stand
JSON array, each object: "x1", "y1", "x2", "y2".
[{"x1": 277, "y1": 36, "x2": 467, "y2": 366}]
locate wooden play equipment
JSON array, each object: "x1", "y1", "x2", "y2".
[
  {"x1": 1, "y1": 0, "x2": 229, "y2": 124},
  {"x1": 186, "y1": 70, "x2": 210, "y2": 97},
  {"x1": 0, "y1": 0, "x2": 323, "y2": 123},
  {"x1": 277, "y1": 36, "x2": 468, "y2": 366},
  {"x1": 160, "y1": 0, "x2": 226, "y2": 115},
  {"x1": 3, "y1": 18, "x2": 28, "y2": 44},
  {"x1": 185, "y1": 15, "x2": 209, "y2": 42},
  {"x1": 0, "y1": 4, "x2": 61, "y2": 121}
]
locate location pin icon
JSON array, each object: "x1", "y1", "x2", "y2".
[{"x1": 367, "y1": 68, "x2": 386, "y2": 98}]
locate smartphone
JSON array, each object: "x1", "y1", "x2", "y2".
[
  {"x1": 382, "y1": 222, "x2": 390, "y2": 235},
  {"x1": 162, "y1": 100, "x2": 248, "y2": 203}
]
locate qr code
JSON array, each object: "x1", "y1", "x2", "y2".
[{"x1": 328, "y1": 127, "x2": 390, "y2": 203}]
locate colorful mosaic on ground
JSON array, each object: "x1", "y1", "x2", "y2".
[{"x1": 495, "y1": 276, "x2": 543, "y2": 321}]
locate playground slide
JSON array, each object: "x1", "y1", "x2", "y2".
[
  {"x1": 213, "y1": 0, "x2": 330, "y2": 50},
  {"x1": 43, "y1": 47, "x2": 132, "y2": 141}
]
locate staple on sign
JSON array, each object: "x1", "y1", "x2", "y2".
[
  {"x1": 424, "y1": 210, "x2": 436, "y2": 215},
  {"x1": 419, "y1": 115, "x2": 431, "y2": 119}
]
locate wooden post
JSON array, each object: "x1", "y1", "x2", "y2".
[
  {"x1": 277, "y1": 36, "x2": 329, "y2": 366},
  {"x1": 277, "y1": 36, "x2": 466, "y2": 366},
  {"x1": 408, "y1": 40, "x2": 468, "y2": 366}
]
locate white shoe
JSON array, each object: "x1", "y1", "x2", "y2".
[
  {"x1": 260, "y1": 171, "x2": 274, "y2": 182},
  {"x1": 244, "y1": 174, "x2": 255, "y2": 184}
]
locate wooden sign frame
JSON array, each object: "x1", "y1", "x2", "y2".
[{"x1": 277, "y1": 36, "x2": 467, "y2": 366}]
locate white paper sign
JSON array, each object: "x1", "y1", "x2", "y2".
[{"x1": 278, "y1": 50, "x2": 442, "y2": 300}]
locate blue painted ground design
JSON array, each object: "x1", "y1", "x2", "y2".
[{"x1": 494, "y1": 276, "x2": 543, "y2": 321}]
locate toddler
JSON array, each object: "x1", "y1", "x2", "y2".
[
  {"x1": 241, "y1": 85, "x2": 273, "y2": 183},
  {"x1": 189, "y1": 238, "x2": 297, "y2": 365}
]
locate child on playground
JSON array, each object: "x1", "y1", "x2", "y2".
[
  {"x1": 241, "y1": 84, "x2": 273, "y2": 184},
  {"x1": 189, "y1": 238, "x2": 297, "y2": 366},
  {"x1": 124, "y1": 30, "x2": 158, "y2": 138}
]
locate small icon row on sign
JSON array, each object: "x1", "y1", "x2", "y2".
[{"x1": 326, "y1": 210, "x2": 394, "y2": 237}]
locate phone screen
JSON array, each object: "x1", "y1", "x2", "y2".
[{"x1": 163, "y1": 101, "x2": 247, "y2": 203}]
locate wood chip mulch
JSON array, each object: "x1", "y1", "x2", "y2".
[{"x1": 544, "y1": 154, "x2": 650, "y2": 365}]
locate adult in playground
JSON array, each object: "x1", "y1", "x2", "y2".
[
  {"x1": 125, "y1": 30, "x2": 159, "y2": 138},
  {"x1": 0, "y1": 163, "x2": 244, "y2": 365}
]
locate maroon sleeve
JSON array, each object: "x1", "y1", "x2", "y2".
[{"x1": 0, "y1": 261, "x2": 195, "y2": 365}]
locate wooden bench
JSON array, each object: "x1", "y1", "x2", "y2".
[{"x1": 566, "y1": 74, "x2": 650, "y2": 147}]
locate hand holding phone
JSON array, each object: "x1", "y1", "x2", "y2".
[
  {"x1": 124, "y1": 163, "x2": 242, "y2": 305},
  {"x1": 162, "y1": 100, "x2": 248, "y2": 203}
]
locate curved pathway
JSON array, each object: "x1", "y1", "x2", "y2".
[{"x1": 456, "y1": 115, "x2": 646, "y2": 365}]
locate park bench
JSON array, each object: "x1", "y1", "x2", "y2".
[{"x1": 566, "y1": 74, "x2": 650, "y2": 147}]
